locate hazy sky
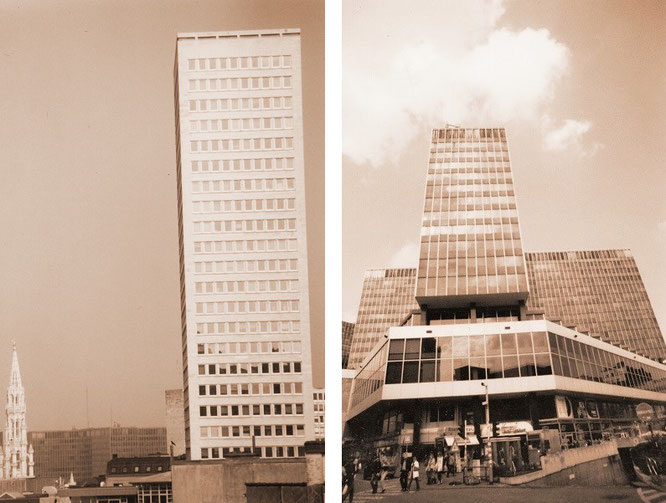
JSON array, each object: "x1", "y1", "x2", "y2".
[
  {"x1": 342, "y1": 0, "x2": 666, "y2": 350},
  {"x1": 0, "y1": 0, "x2": 323, "y2": 430}
]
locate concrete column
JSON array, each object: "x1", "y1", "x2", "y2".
[{"x1": 304, "y1": 441, "x2": 325, "y2": 503}]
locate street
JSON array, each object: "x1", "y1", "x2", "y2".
[{"x1": 348, "y1": 477, "x2": 647, "y2": 503}]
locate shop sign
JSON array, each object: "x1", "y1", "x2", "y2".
[
  {"x1": 465, "y1": 424, "x2": 475, "y2": 435},
  {"x1": 636, "y1": 403, "x2": 655, "y2": 422},
  {"x1": 498, "y1": 421, "x2": 533, "y2": 436},
  {"x1": 586, "y1": 401, "x2": 599, "y2": 419},
  {"x1": 480, "y1": 423, "x2": 493, "y2": 438},
  {"x1": 555, "y1": 396, "x2": 573, "y2": 419}
]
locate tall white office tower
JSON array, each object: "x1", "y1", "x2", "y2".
[{"x1": 174, "y1": 30, "x2": 315, "y2": 460}]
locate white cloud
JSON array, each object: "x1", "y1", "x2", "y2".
[
  {"x1": 542, "y1": 118, "x2": 603, "y2": 156},
  {"x1": 343, "y1": 0, "x2": 571, "y2": 166},
  {"x1": 388, "y1": 241, "x2": 420, "y2": 269}
]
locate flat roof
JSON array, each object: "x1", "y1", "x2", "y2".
[{"x1": 177, "y1": 29, "x2": 300, "y2": 40}]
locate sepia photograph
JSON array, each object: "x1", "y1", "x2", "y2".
[
  {"x1": 342, "y1": 1, "x2": 666, "y2": 502},
  {"x1": 0, "y1": 0, "x2": 324, "y2": 501}
]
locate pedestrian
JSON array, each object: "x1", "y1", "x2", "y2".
[
  {"x1": 400, "y1": 454, "x2": 411, "y2": 492},
  {"x1": 343, "y1": 456, "x2": 358, "y2": 502},
  {"x1": 446, "y1": 450, "x2": 456, "y2": 478},
  {"x1": 426, "y1": 453, "x2": 436, "y2": 484},
  {"x1": 409, "y1": 456, "x2": 420, "y2": 491},
  {"x1": 436, "y1": 451, "x2": 444, "y2": 483},
  {"x1": 370, "y1": 456, "x2": 381, "y2": 494}
]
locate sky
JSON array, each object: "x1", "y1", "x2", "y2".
[
  {"x1": 0, "y1": 0, "x2": 323, "y2": 430},
  {"x1": 342, "y1": 0, "x2": 666, "y2": 348}
]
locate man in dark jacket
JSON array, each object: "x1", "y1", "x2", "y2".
[{"x1": 344, "y1": 457, "x2": 358, "y2": 502}]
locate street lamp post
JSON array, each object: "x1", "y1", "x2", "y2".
[{"x1": 481, "y1": 382, "x2": 493, "y2": 483}]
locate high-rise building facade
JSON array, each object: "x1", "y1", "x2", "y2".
[
  {"x1": 342, "y1": 321, "x2": 355, "y2": 369},
  {"x1": 526, "y1": 250, "x2": 666, "y2": 361},
  {"x1": 417, "y1": 128, "x2": 528, "y2": 306},
  {"x1": 28, "y1": 426, "x2": 167, "y2": 482},
  {"x1": 347, "y1": 269, "x2": 418, "y2": 369},
  {"x1": 345, "y1": 127, "x2": 666, "y2": 470},
  {"x1": 174, "y1": 29, "x2": 315, "y2": 460},
  {"x1": 165, "y1": 390, "x2": 185, "y2": 457},
  {"x1": 312, "y1": 389, "x2": 325, "y2": 440}
]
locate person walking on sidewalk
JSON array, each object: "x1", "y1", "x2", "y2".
[
  {"x1": 343, "y1": 456, "x2": 359, "y2": 502},
  {"x1": 408, "y1": 456, "x2": 420, "y2": 491},
  {"x1": 436, "y1": 451, "x2": 444, "y2": 483}
]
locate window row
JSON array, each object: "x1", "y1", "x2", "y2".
[
  {"x1": 200, "y1": 424, "x2": 305, "y2": 442},
  {"x1": 421, "y1": 224, "x2": 520, "y2": 236},
  {"x1": 427, "y1": 162, "x2": 510, "y2": 172},
  {"x1": 194, "y1": 238, "x2": 298, "y2": 255},
  {"x1": 195, "y1": 278, "x2": 299, "y2": 294},
  {"x1": 197, "y1": 361, "x2": 302, "y2": 376},
  {"x1": 187, "y1": 55, "x2": 292, "y2": 72},
  {"x1": 192, "y1": 178, "x2": 295, "y2": 193},
  {"x1": 196, "y1": 300, "x2": 299, "y2": 315},
  {"x1": 190, "y1": 116, "x2": 294, "y2": 133},
  {"x1": 194, "y1": 258, "x2": 298, "y2": 274},
  {"x1": 430, "y1": 154, "x2": 510, "y2": 162},
  {"x1": 196, "y1": 381, "x2": 303, "y2": 399},
  {"x1": 425, "y1": 179, "x2": 513, "y2": 191},
  {"x1": 192, "y1": 157, "x2": 294, "y2": 173},
  {"x1": 200, "y1": 445, "x2": 304, "y2": 460},
  {"x1": 385, "y1": 352, "x2": 553, "y2": 383},
  {"x1": 422, "y1": 209, "x2": 518, "y2": 222},
  {"x1": 190, "y1": 137, "x2": 294, "y2": 153},
  {"x1": 196, "y1": 341, "x2": 302, "y2": 356},
  {"x1": 430, "y1": 145, "x2": 509, "y2": 153},
  {"x1": 188, "y1": 75, "x2": 292, "y2": 92},
  {"x1": 188, "y1": 96, "x2": 292, "y2": 113},
  {"x1": 193, "y1": 218, "x2": 296, "y2": 234},
  {"x1": 195, "y1": 319, "x2": 301, "y2": 335},
  {"x1": 388, "y1": 333, "x2": 550, "y2": 360},
  {"x1": 198, "y1": 401, "x2": 303, "y2": 419},
  {"x1": 434, "y1": 128, "x2": 506, "y2": 140}
]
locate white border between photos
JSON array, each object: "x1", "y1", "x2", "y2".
[{"x1": 325, "y1": 0, "x2": 342, "y2": 498}]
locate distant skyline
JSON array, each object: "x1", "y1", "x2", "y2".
[
  {"x1": 342, "y1": 0, "x2": 666, "y2": 354},
  {"x1": 0, "y1": 0, "x2": 323, "y2": 430}
]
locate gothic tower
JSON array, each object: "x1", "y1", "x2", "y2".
[{"x1": 1, "y1": 343, "x2": 34, "y2": 479}]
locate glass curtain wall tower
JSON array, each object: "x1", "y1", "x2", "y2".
[{"x1": 174, "y1": 29, "x2": 315, "y2": 460}]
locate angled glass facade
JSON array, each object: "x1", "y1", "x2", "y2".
[
  {"x1": 417, "y1": 127, "x2": 528, "y2": 305},
  {"x1": 347, "y1": 268, "x2": 418, "y2": 369},
  {"x1": 342, "y1": 321, "x2": 355, "y2": 369},
  {"x1": 526, "y1": 250, "x2": 666, "y2": 362}
]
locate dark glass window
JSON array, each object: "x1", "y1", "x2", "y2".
[
  {"x1": 403, "y1": 361, "x2": 419, "y2": 383},
  {"x1": 487, "y1": 357, "x2": 502, "y2": 379},
  {"x1": 469, "y1": 357, "x2": 486, "y2": 380},
  {"x1": 518, "y1": 353, "x2": 536, "y2": 376},
  {"x1": 536, "y1": 353, "x2": 553, "y2": 375},
  {"x1": 385, "y1": 362, "x2": 402, "y2": 384},
  {"x1": 421, "y1": 338, "x2": 436, "y2": 359}
]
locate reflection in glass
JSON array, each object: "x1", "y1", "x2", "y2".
[
  {"x1": 453, "y1": 337, "x2": 469, "y2": 357},
  {"x1": 516, "y1": 333, "x2": 533, "y2": 354},
  {"x1": 437, "y1": 338, "x2": 452, "y2": 359},
  {"x1": 420, "y1": 361, "x2": 436, "y2": 382},
  {"x1": 503, "y1": 355, "x2": 519, "y2": 377},
  {"x1": 533, "y1": 332, "x2": 548, "y2": 353},
  {"x1": 388, "y1": 339, "x2": 404, "y2": 360},
  {"x1": 438, "y1": 359, "x2": 453, "y2": 381},
  {"x1": 518, "y1": 353, "x2": 536, "y2": 376},
  {"x1": 486, "y1": 334, "x2": 501, "y2": 356},
  {"x1": 470, "y1": 357, "x2": 486, "y2": 380},
  {"x1": 535, "y1": 353, "x2": 552, "y2": 375},
  {"x1": 453, "y1": 359, "x2": 469, "y2": 380},
  {"x1": 487, "y1": 357, "x2": 502, "y2": 379},
  {"x1": 501, "y1": 333, "x2": 517, "y2": 355},
  {"x1": 469, "y1": 336, "x2": 485, "y2": 357}
]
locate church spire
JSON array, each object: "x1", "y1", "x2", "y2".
[
  {"x1": 8, "y1": 341, "x2": 22, "y2": 391},
  {"x1": 3, "y1": 343, "x2": 32, "y2": 479}
]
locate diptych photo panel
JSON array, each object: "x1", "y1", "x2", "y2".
[{"x1": 341, "y1": 1, "x2": 666, "y2": 502}]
